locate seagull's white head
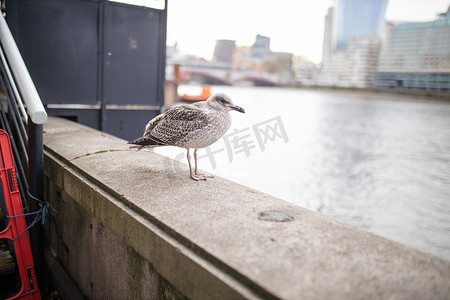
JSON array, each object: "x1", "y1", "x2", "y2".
[{"x1": 207, "y1": 93, "x2": 245, "y2": 113}]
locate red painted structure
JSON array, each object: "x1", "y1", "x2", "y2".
[{"x1": 0, "y1": 130, "x2": 40, "y2": 300}]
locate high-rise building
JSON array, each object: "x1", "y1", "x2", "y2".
[
  {"x1": 322, "y1": 7, "x2": 334, "y2": 68},
  {"x1": 213, "y1": 40, "x2": 236, "y2": 63},
  {"x1": 333, "y1": 0, "x2": 388, "y2": 51},
  {"x1": 376, "y1": 7, "x2": 450, "y2": 91},
  {"x1": 319, "y1": 0, "x2": 388, "y2": 88}
]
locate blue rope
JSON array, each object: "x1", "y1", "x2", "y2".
[
  {"x1": 27, "y1": 190, "x2": 45, "y2": 204},
  {"x1": 6, "y1": 191, "x2": 57, "y2": 241}
]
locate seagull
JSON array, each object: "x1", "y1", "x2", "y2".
[{"x1": 128, "y1": 93, "x2": 245, "y2": 181}]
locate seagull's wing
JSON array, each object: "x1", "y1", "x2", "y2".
[{"x1": 145, "y1": 104, "x2": 209, "y2": 146}]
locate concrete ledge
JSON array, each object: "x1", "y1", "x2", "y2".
[{"x1": 43, "y1": 116, "x2": 450, "y2": 299}]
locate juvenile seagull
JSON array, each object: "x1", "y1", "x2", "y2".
[{"x1": 128, "y1": 93, "x2": 245, "y2": 181}]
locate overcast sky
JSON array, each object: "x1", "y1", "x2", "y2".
[{"x1": 165, "y1": 0, "x2": 450, "y2": 63}]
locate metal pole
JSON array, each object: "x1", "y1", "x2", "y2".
[
  {"x1": 28, "y1": 120, "x2": 44, "y2": 283},
  {"x1": 0, "y1": 14, "x2": 47, "y2": 124},
  {"x1": 99, "y1": 0, "x2": 107, "y2": 132},
  {"x1": 157, "y1": 0, "x2": 168, "y2": 109}
]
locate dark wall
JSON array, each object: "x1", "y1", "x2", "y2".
[{"x1": 6, "y1": 0, "x2": 166, "y2": 140}]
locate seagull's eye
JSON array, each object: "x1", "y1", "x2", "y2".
[{"x1": 220, "y1": 99, "x2": 226, "y2": 104}]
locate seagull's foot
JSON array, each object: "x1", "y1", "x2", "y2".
[
  {"x1": 190, "y1": 173, "x2": 207, "y2": 181},
  {"x1": 195, "y1": 171, "x2": 214, "y2": 178}
]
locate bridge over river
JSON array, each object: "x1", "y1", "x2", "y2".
[{"x1": 167, "y1": 62, "x2": 281, "y2": 86}]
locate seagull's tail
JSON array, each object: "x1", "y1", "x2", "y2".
[{"x1": 128, "y1": 136, "x2": 164, "y2": 150}]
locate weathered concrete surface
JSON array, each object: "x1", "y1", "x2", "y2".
[{"x1": 43, "y1": 116, "x2": 450, "y2": 299}]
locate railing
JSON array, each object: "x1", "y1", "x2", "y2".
[{"x1": 0, "y1": 11, "x2": 48, "y2": 283}]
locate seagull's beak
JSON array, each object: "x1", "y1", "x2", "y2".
[{"x1": 231, "y1": 105, "x2": 245, "y2": 113}]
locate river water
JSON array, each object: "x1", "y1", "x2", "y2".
[{"x1": 154, "y1": 85, "x2": 450, "y2": 261}]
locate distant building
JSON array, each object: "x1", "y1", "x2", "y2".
[
  {"x1": 345, "y1": 36, "x2": 382, "y2": 88},
  {"x1": 233, "y1": 46, "x2": 263, "y2": 72},
  {"x1": 233, "y1": 35, "x2": 271, "y2": 71},
  {"x1": 376, "y1": 7, "x2": 450, "y2": 91},
  {"x1": 213, "y1": 39, "x2": 236, "y2": 63},
  {"x1": 251, "y1": 34, "x2": 271, "y2": 59},
  {"x1": 333, "y1": 0, "x2": 388, "y2": 51},
  {"x1": 293, "y1": 56, "x2": 318, "y2": 85},
  {"x1": 234, "y1": 36, "x2": 292, "y2": 70},
  {"x1": 266, "y1": 52, "x2": 294, "y2": 84},
  {"x1": 319, "y1": 0, "x2": 388, "y2": 88},
  {"x1": 322, "y1": 7, "x2": 334, "y2": 68},
  {"x1": 166, "y1": 42, "x2": 178, "y2": 60},
  {"x1": 382, "y1": 22, "x2": 395, "y2": 51},
  {"x1": 232, "y1": 35, "x2": 293, "y2": 84}
]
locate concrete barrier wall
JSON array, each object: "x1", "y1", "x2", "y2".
[{"x1": 43, "y1": 116, "x2": 450, "y2": 299}]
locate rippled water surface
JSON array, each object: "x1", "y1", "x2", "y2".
[{"x1": 155, "y1": 86, "x2": 450, "y2": 261}]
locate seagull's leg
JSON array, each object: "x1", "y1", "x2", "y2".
[
  {"x1": 187, "y1": 149, "x2": 206, "y2": 181},
  {"x1": 194, "y1": 149, "x2": 214, "y2": 178}
]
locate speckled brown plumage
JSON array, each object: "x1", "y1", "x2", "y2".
[{"x1": 128, "y1": 93, "x2": 245, "y2": 180}]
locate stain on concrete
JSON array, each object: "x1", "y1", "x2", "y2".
[
  {"x1": 258, "y1": 210, "x2": 294, "y2": 222},
  {"x1": 71, "y1": 149, "x2": 133, "y2": 161},
  {"x1": 128, "y1": 247, "x2": 144, "y2": 300}
]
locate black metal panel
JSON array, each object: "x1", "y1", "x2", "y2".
[
  {"x1": 45, "y1": 109, "x2": 101, "y2": 129},
  {"x1": 104, "y1": 3, "x2": 162, "y2": 106},
  {"x1": 106, "y1": 109, "x2": 159, "y2": 139},
  {"x1": 6, "y1": 0, "x2": 99, "y2": 104},
  {"x1": 5, "y1": 0, "x2": 167, "y2": 140}
]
